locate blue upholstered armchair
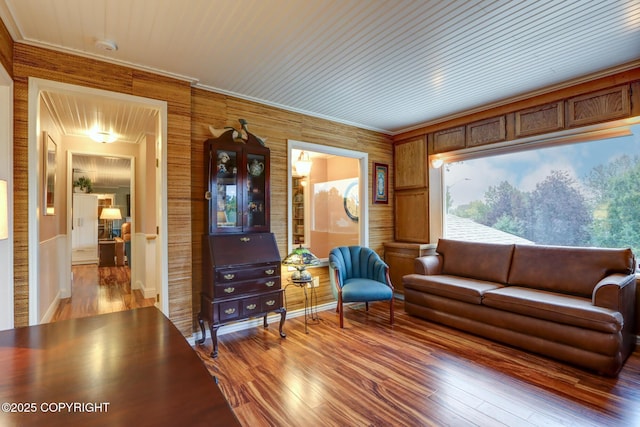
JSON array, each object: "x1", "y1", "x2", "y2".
[{"x1": 329, "y1": 246, "x2": 394, "y2": 328}]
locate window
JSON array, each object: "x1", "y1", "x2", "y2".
[{"x1": 438, "y1": 121, "x2": 640, "y2": 265}]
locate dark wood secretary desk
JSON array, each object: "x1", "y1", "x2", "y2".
[{"x1": 197, "y1": 125, "x2": 286, "y2": 358}]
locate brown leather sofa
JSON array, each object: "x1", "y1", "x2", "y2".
[{"x1": 403, "y1": 238, "x2": 637, "y2": 376}]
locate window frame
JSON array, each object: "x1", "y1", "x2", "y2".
[{"x1": 287, "y1": 139, "x2": 369, "y2": 265}]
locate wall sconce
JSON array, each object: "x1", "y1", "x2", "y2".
[
  {"x1": 100, "y1": 207, "x2": 122, "y2": 239},
  {"x1": 0, "y1": 179, "x2": 8, "y2": 240},
  {"x1": 430, "y1": 157, "x2": 444, "y2": 169},
  {"x1": 295, "y1": 151, "x2": 312, "y2": 176}
]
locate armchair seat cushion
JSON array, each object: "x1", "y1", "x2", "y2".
[{"x1": 342, "y1": 278, "x2": 393, "y2": 303}]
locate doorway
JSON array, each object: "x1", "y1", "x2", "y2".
[{"x1": 28, "y1": 78, "x2": 169, "y2": 324}]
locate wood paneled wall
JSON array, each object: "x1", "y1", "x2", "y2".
[
  {"x1": 190, "y1": 88, "x2": 394, "y2": 328},
  {"x1": 7, "y1": 38, "x2": 393, "y2": 335}
]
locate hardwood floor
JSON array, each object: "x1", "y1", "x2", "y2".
[
  {"x1": 52, "y1": 264, "x2": 156, "y2": 322},
  {"x1": 194, "y1": 300, "x2": 640, "y2": 427}
]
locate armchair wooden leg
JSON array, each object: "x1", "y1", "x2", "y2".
[
  {"x1": 338, "y1": 296, "x2": 344, "y2": 328},
  {"x1": 365, "y1": 302, "x2": 369, "y2": 312}
]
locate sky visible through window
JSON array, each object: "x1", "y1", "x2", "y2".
[{"x1": 445, "y1": 123, "x2": 640, "y2": 256}]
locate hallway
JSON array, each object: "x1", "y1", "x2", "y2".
[{"x1": 52, "y1": 264, "x2": 155, "y2": 322}]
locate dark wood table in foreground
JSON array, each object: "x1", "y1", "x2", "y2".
[{"x1": 0, "y1": 307, "x2": 241, "y2": 427}]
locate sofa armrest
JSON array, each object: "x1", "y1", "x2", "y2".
[
  {"x1": 414, "y1": 255, "x2": 443, "y2": 276},
  {"x1": 592, "y1": 273, "x2": 636, "y2": 311}
]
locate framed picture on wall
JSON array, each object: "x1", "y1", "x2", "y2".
[{"x1": 373, "y1": 163, "x2": 388, "y2": 204}]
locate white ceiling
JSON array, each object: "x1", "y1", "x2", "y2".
[
  {"x1": 72, "y1": 154, "x2": 131, "y2": 189},
  {"x1": 41, "y1": 90, "x2": 158, "y2": 144},
  {"x1": 1, "y1": 0, "x2": 639, "y2": 135}
]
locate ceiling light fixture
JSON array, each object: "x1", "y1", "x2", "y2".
[
  {"x1": 295, "y1": 151, "x2": 312, "y2": 176},
  {"x1": 95, "y1": 39, "x2": 118, "y2": 52},
  {"x1": 89, "y1": 129, "x2": 118, "y2": 144}
]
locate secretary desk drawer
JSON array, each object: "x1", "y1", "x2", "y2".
[
  {"x1": 218, "y1": 299, "x2": 241, "y2": 322},
  {"x1": 214, "y1": 276, "x2": 281, "y2": 297},
  {"x1": 216, "y1": 291, "x2": 283, "y2": 322},
  {"x1": 216, "y1": 264, "x2": 279, "y2": 282}
]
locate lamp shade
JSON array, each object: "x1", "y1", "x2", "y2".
[
  {"x1": 282, "y1": 245, "x2": 320, "y2": 281},
  {"x1": 100, "y1": 207, "x2": 122, "y2": 220},
  {"x1": 0, "y1": 179, "x2": 7, "y2": 240},
  {"x1": 282, "y1": 245, "x2": 320, "y2": 268}
]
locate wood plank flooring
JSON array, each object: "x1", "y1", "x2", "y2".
[
  {"x1": 52, "y1": 264, "x2": 156, "y2": 321},
  {"x1": 194, "y1": 300, "x2": 640, "y2": 427}
]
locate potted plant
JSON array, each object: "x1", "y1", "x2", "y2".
[{"x1": 73, "y1": 176, "x2": 93, "y2": 193}]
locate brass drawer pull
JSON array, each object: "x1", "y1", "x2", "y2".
[
  {"x1": 240, "y1": 237, "x2": 250, "y2": 242},
  {"x1": 224, "y1": 308, "x2": 236, "y2": 315},
  {"x1": 266, "y1": 300, "x2": 275, "y2": 306},
  {"x1": 224, "y1": 287, "x2": 235, "y2": 293},
  {"x1": 265, "y1": 281, "x2": 275, "y2": 287},
  {"x1": 265, "y1": 269, "x2": 275, "y2": 275},
  {"x1": 223, "y1": 273, "x2": 235, "y2": 280},
  {"x1": 246, "y1": 304, "x2": 257, "y2": 310}
]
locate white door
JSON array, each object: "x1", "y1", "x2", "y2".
[{"x1": 72, "y1": 193, "x2": 98, "y2": 264}]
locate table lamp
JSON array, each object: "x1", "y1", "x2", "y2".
[
  {"x1": 282, "y1": 245, "x2": 320, "y2": 281},
  {"x1": 100, "y1": 207, "x2": 122, "y2": 239}
]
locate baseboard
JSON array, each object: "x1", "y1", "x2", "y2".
[
  {"x1": 137, "y1": 280, "x2": 156, "y2": 299},
  {"x1": 41, "y1": 290, "x2": 61, "y2": 324},
  {"x1": 187, "y1": 301, "x2": 337, "y2": 346}
]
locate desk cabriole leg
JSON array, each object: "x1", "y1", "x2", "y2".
[
  {"x1": 197, "y1": 312, "x2": 206, "y2": 344},
  {"x1": 279, "y1": 307, "x2": 287, "y2": 338},
  {"x1": 210, "y1": 324, "x2": 220, "y2": 358}
]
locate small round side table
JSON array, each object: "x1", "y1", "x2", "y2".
[{"x1": 285, "y1": 276, "x2": 319, "y2": 333}]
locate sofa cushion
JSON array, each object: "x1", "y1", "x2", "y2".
[
  {"x1": 482, "y1": 286, "x2": 623, "y2": 334},
  {"x1": 403, "y1": 273, "x2": 504, "y2": 305},
  {"x1": 508, "y1": 244, "x2": 635, "y2": 298},
  {"x1": 436, "y1": 239, "x2": 514, "y2": 284}
]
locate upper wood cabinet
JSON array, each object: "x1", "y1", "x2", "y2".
[
  {"x1": 432, "y1": 126, "x2": 465, "y2": 153},
  {"x1": 567, "y1": 85, "x2": 630, "y2": 128},
  {"x1": 409, "y1": 81, "x2": 636, "y2": 157},
  {"x1": 515, "y1": 101, "x2": 564, "y2": 138},
  {"x1": 466, "y1": 116, "x2": 506, "y2": 147},
  {"x1": 394, "y1": 136, "x2": 427, "y2": 190},
  {"x1": 205, "y1": 130, "x2": 271, "y2": 234}
]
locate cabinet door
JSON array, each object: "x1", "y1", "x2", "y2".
[
  {"x1": 206, "y1": 131, "x2": 272, "y2": 234},
  {"x1": 395, "y1": 189, "x2": 429, "y2": 242},
  {"x1": 244, "y1": 151, "x2": 269, "y2": 232},
  {"x1": 395, "y1": 136, "x2": 427, "y2": 190},
  {"x1": 72, "y1": 193, "x2": 98, "y2": 264},
  {"x1": 210, "y1": 145, "x2": 243, "y2": 234}
]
